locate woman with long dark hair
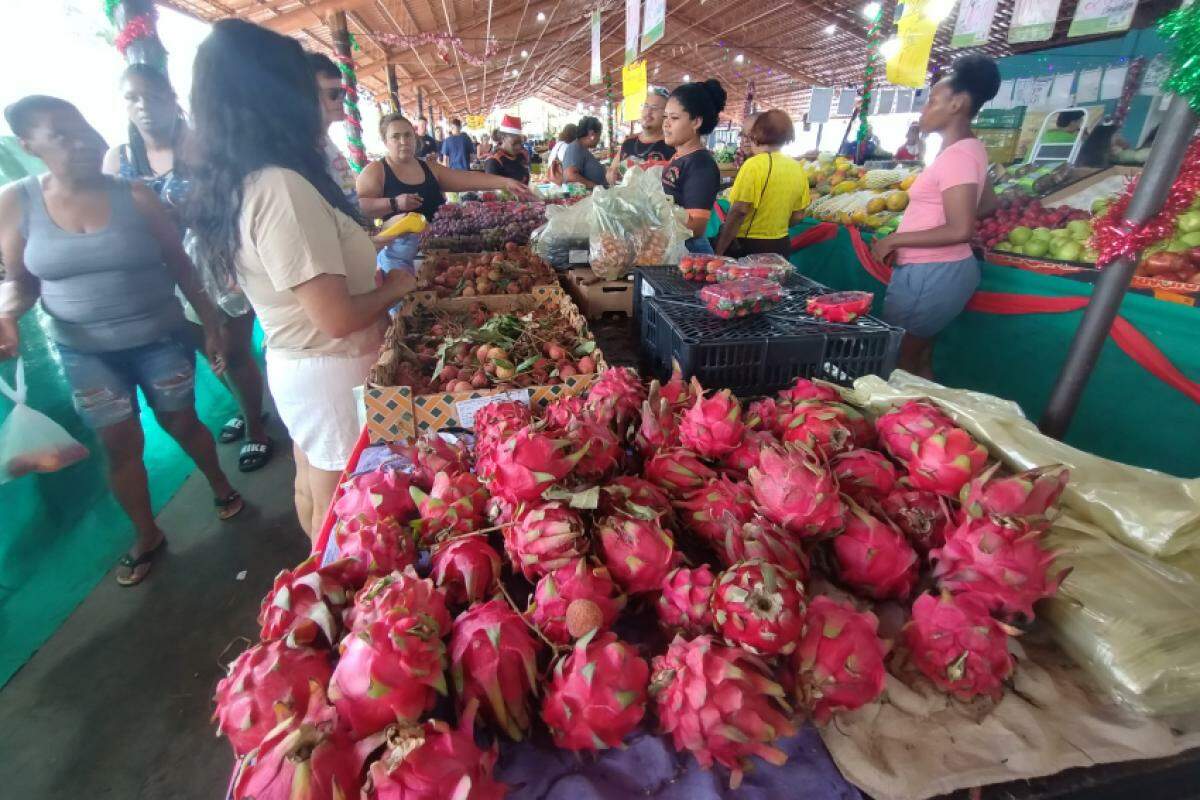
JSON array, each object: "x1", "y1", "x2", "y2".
[
  {"x1": 661, "y1": 79, "x2": 727, "y2": 254},
  {"x1": 189, "y1": 19, "x2": 417, "y2": 538},
  {"x1": 102, "y1": 64, "x2": 273, "y2": 472}
]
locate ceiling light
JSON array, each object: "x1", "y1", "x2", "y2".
[
  {"x1": 927, "y1": 0, "x2": 957, "y2": 22},
  {"x1": 510, "y1": 69, "x2": 519, "y2": 77},
  {"x1": 879, "y1": 37, "x2": 902, "y2": 60},
  {"x1": 734, "y1": 53, "x2": 745, "y2": 64},
  {"x1": 825, "y1": 24, "x2": 837, "y2": 35},
  {"x1": 536, "y1": 11, "x2": 547, "y2": 23},
  {"x1": 682, "y1": 73, "x2": 691, "y2": 82},
  {"x1": 861, "y1": 2, "x2": 881, "y2": 19},
  {"x1": 520, "y1": 50, "x2": 529, "y2": 59}
]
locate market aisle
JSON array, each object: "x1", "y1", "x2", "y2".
[{"x1": 0, "y1": 418, "x2": 308, "y2": 799}]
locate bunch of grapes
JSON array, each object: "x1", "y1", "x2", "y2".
[{"x1": 422, "y1": 201, "x2": 548, "y2": 252}]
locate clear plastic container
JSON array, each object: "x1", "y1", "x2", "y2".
[
  {"x1": 717, "y1": 257, "x2": 791, "y2": 283},
  {"x1": 700, "y1": 277, "x2": 784, "y2": 319},
  {"x1": 805, "y1": 291, "x2": 874, "y2": 323},
  {"x1": 679, "y1": 253, "x2": 735, "y2": 282}
]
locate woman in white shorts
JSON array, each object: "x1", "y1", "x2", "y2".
[{"x1": 188, "y1": 20, "x2": 417, "y2": 538}]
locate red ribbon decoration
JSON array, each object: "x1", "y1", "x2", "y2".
[{"x1": 114, "y1": 14, "x2": 156, "y2": 56}]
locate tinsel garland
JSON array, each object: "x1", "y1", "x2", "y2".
[
  {"x1": 1112, "y1": 56, "x2": 1145, "y2": 127},
  {"x1": 334, "y1": 51, "x2": 368, "y2": 173},
  {"x1": 1158, "y1": 1, "x2": 1200, "y2": 113},
  {"x1": 856, "y1": 5, "x2": 885, "y2": 157},
  {"x1": 369, "y1": 31, "x2": 500, "y2": 67},
  {"x1": 1090, "y1": 136, "x2": 1200, "y2": 266},
  {"x1": 114, "y1": 12, "x2": 156, "y2": 56},
  {"x1": 103, "y1": 0, "x2": 120, "y2": 22}
]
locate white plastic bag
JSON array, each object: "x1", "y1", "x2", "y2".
[{"x1": 0, "y1": 358, "x2": 89, "y2": 484}]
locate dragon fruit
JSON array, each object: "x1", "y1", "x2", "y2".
[
  {"x1": 474, "y1": 402, "x2": 533, "y2": 477},
  {"x1": 529, "y1": 558, "x2": 626, "y2": 644},
  {"x1": 213, "y1": 640, "x2": 333, "y2": 757},
  {"x1": 875, "y1": 400, "x2": 956, "y2": 459},
  {"x1": 634, "y1": 386, "x2": 680, "y2": 457},
  {"x1": 505, "y1": 501, "x2": 589, "y2": 579},
  {"x1": 643, "y1": 447, "x2": 718, "y2": 500},
  {"x1": 805, "y1": 290, "x2": 873, "y2": 323},
  {"x1": 659, "y1": 362, "x2": 698, "y2": 410},
  {"x1": 745, "y1": 397, "x2": 786, "y2": 436},
  {"x1": 334, "y1": 516, "x2": 418, "y2": 588},
  {"x1": 656, "y1": 564, "x2": 716, "y2": 635},
  {"x1": 258, "y1": 556, "x2": 350, "y2": 648},
  {"x1": 596, "y1": 512, "x2": 677, "y2": 594},
  {"x1": 541, "y1": 631, "x2": 650, "y2": 751},
  {"x1": 792, "y1": 596, "x2": 887, "y2": 722},
  {"x1": 674, "y1": 475, "x2": 756, "y2": 544},
  {"x1": 931, "y1": 516, "x2": 1067, "y2": 622},
  {"x1": 960, "y1": 463, "x2": 1070, "y2": 522},
  {"x1": 398, "y1": 433, "x2": 471, "y2": 491},
  {"x1": 450, "y1": 599, "x2": 542, "y2": 740},
  {"x1": 430, "y1": 535, "x2": 502, "y2": 607},
  {"x1": 600, "y1": 476, "x2": 675, "y2": 522},
  {"x1": 566, "y1": 416, "x2": 623, "y2": 481},
  {"x1": 541, "y1": 393, "x2": 587, "y2": 430},
  {"x1": 901, "y1": 592, "x2": 1015, "y2": 702},
  {"x1": 721, "y1": 428, "x2": 773, "y2": 476},
  {"x1": 779, "y1": 401, "x2": 863, "y2": 456},
  {"x1": 711, "y1": 560, "x2": 807, "y2": 656},
  {"x1": 328, "y1": 613, "x2": 447, "y2": 739},
  {"x1": 585, "y1": 367, "x2": 647, "y2": 430},
  {"x1": 831, "y1": 449, "x2": 898, "y2": 503},
  {"x1": 345, "y1": 568, "x2": 451, "y2": 636},
  {"x1": 678, "y1": 389, "x2": 745, "y2": 459},
  {"x1": 881, "y1": 488, "x2": 952, "y2": 555},
  {"x1": 231, "y1": 684, "x2": 363, "y2": 800},
  {"x1": 778, "y1": 376, "x2": 840, "y2": 403},
  {"x1": 902, "y1": 426, "x2": 989, "y2": 497},
  {"x1": 409, "y1": 471, "x2": 488, "y2": 542},
  {"x1": 831, "y1": 502, "x2": 919, "y2": 601},
  {"x1": 651, "y1": 635, "x2": 798, "y2": 788},
  {"x1": 750, "y1": 444, "x2": 845, "y2": 538},
  {"x1": 362, "y1": 701, "x2": 506, "y2": 800},
  {"x1": 719, "y1": 516, "x2": 811, "y2": 580},
  {"x1": 488, "y1": 426, "x2": 588, "y2": 504},
  {"x1": 334, "y1": 468, "x2": 417, "y2": 525}
]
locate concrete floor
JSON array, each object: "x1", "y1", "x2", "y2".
[{"x1": 0, "y1": 419, "x2": 306, "y2": 799}]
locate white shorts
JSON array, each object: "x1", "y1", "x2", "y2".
[{"x1": 266, "y1": 349, "x2": 374, "y2": 472}]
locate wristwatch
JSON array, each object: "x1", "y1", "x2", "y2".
[{"x1": 389, "y1": 196, "x2": 399, "y2": 214}]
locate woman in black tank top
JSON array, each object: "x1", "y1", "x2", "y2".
[{"x1": 356, "y1": 114, "x2": 536, "y2": 223}]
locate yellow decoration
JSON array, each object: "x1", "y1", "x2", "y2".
[
  {"x1": 378, "y1": 212, "x2": 427, "y2": 239},
  {"x1": 622, "y1": 60, "x2": 648, "y2": 121},
  {"x1": 887, "y1": 0, "x2": 938, "y2": 89}
]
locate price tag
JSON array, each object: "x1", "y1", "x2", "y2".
[
  {"x1": 455, "y1": 390, "x2": 531, "y2": 429},
  {"x1": 569, "y1": 249, "x2": 590, "y2": 264}
]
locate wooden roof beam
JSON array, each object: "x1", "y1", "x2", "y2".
[{"x1": 263, "y1": 0, "x2": 371, "y2": 33}]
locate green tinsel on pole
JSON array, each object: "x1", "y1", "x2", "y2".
[
  {"x1": 1158, "y1": 2, "x2": 1200, "y2": 113},
  {"x1": 856, "y1": 4, "x2": 885, "y2": 162}
]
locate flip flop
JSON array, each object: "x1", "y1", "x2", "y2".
[
  {"x1": 219, "y1": 415, "x2": 246, "y2": 443},
  {"x1": 116, "y1": 538, "x2": 166, "y2": 587},
  {"x1": 215, "y1": 491, "x2": 245, "y2": 521},
  {"x1": 238, "y1": 438, "x2": 274, "y2": 473}
]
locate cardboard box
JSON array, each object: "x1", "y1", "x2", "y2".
[
  {"x1": 561, "y1": 268, "x2": 635, "y2": 319},
  {"x1": 363, "y1": 285, "x2": 608, "y2": 443}
]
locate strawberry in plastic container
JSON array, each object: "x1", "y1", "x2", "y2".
[
  {"x1": 718, "y1": 253, "x2": 792, "y2": 283},
  {"x1": 679, "y1": 254, "x2": 735, "y2": 282},
  {"x1": 806, "y1": 291, "x2": 874, "y2": 323},
  {"x1": 700, "y1": 277, "x2": 784, "y2": 319}
]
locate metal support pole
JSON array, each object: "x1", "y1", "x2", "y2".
[
  {"x1": 114, "y1": 0, "x2": 167, "y2": 71},
  {"x1": 328, "y1": 11, "x2": 367, "y2": 172},
  {"x1": 1039, "y1": 93, "x2": 1199, "y2": 439},
  {"x1": 418, "y1": 86, "x2": 425, "y2": 122},
  {"x1": 386, "y1": 63, "x2": 400, "y2": 113}
]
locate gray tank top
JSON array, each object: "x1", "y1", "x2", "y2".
[{"x1": 18, "y1": 175, "x2": 184, "y2": 353}]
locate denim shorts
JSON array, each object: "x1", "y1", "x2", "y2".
[
  {"x1": 882, "y1": 257, "x2": 981, "y2": 338},
  {"x1": 56, "y1": 334, "x2": 196, "y2": 429},
  {"x1": 685, "y1": 236, "x2": 714, "y2": 255}
]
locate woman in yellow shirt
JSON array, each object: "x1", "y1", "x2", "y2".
[{"x1": 714, "y1": 110, "x2": 810, "y2": 258}]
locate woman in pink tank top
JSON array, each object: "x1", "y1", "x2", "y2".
[{"x1": 870, "y1": 56, "x2": 1001, "y2": 378}]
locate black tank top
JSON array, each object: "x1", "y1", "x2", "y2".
[{"x1": 381, "y1": 158, "x2": 446, "y2": 220}]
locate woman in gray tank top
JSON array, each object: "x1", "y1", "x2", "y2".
[{"x1": 0, "y1": 96, "x2": 244, "y2": 586}]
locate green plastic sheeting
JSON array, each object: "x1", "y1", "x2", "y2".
[{"x1": 0, "y1": 311, "x2": 244, "y2": 686}]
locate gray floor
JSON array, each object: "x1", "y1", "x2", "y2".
[{"x1": 0, "y1": 420, "x2": 306, "y2": 799}]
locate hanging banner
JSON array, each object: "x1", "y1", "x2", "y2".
[
  {"x1": 808, "y1": 88, "x2": 834, "y2": 124},
  {"x1": 465, "y1": 114, "x2": 486, "y2": 129},
  {"x1": 1068, "y1": 0, "x2": 1137, "y2": 38},
  {"x1": 887, "y1": 7, "x2": 937, "y2": 88},
  {"x1": 641, "y1": 0, "x2": 665, "y2": 50},
  {"x1": 951, "y1": 0, "x2": 998, "y2": 48},
  {"x1": 1008, "y1": 0, "x2": 1062, "y2": 43},
  {"x1": 622, "y1": 59, "x2": 647, "y2": 119},
  {"x1": 625, "y1": 0, "x2": 641, "y2": 66},
  {"x1": 590, "y1": 9, "x2": 602, "y2": 85}
]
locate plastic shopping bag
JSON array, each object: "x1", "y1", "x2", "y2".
[
  {"x1": 0, "y1": 358, "x2": 89, "y2": 484},
  {"x1": 377, "y1": 233, "x2": 422, "y2": 275}
]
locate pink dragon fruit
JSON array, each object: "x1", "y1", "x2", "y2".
[
  {"x1": 881, "y1": 488, "x2": 953, "y2": 555},
  {"x1": 450, "y1": 599, "x2": 542, "y2": 740},
  {"x1": 585, "y1": 367, "x2": 647, "y2": 430},
  {"x1": 345, "y1": 568, "x2": 451, "y2": 636},
  {"x1": 656, "y1": 564, "x2": 716, "y2": 635},
  {"x1": 541, "y1": 631, "x2": 650, "y2": 751},
  {"x1": 334, "y1": 468, "x2": 417, "y2": 525},
  {"x1": 959, "y1": 463, "x2": 1070, "y2": 522},
  {"x1": 674, "y1": 475, "x2": 757, "y2": 544},
  {"x1": 778, "y1": 376, "x2": 840, "y2": 403},
  {"x1": 651, "y1": 635, "x2": 798, "y2": 788},
  {"x1": 596, "y1": 512, "x2": 677, "y2": 594},
  {"x1": 541, "y1": 393, "x2": 587, "y2": 430},
  {"x1": 830, "y1": 449, "x2": 898, "y2": 503},
  {"x1": 902, "y1": 426, "x2": 989, "y2": 497},
  {"x1": 721, "y1": 428, "x2": 774, "y2": 476},
  {"x1": 529, "y1": 558, "x2": 625, "y2": 644},
  {"x1": 474, "y1": 401, "x2": 533, "y2": 477},
  {"x1": 505, "y1": 501, "x2": 589, "y2": 579},
  {"x1": 430, "y1": 535, "x2": 502, "y2": 607},
  {"x1": 745, "y1": 397, "x2": 786, "y2": 436},
  {"x1": 779, "y1": 401, "x2": 864, "y2": 456},
  {"x1": 328, "y1": 613, "x2": 447, "y2": 739},
  {"x1": 678, "y1": 389, "x2": 745, "y2": 459},
  {"x1": 489, "y1": 426, "x2": 588, "y2": 504},
  {"x1": 258, "y1": 556, "x2": 350, "y2": 648},
  {"x1": 398, "y1": 433, "x2": 471, "y2": 491},
  {"x1": 566, "y1": 416, "x2": 623, "y2": 481},
  {"x1": 750, "y1": 444, "x2": 845, "y2": 538},
  {"x1": 792, "y1": 596, "x2": 887, "y2": 722},
  {"x1": 875, "y1": 400, "x2": 956, "y2": 459},
  {"x1": 213, "y1": 640, "x2": 333, "y2": 757},
  {"x1": 659, "y1": 362, "x2": 698, "y2": 410},
  {"x1": 901, "y1": 592, "x2": 1016, "y2": 702},
  {"x1": 711, "y1": 560, "x2": 807, "y2": 656},
  {"x1": 334, "y1": 516, "x2": 418, "y2": 588},
  {"x1": 719, "y1": 516, "x2": 811, "y2": 580},
  {"x1": 643, "y1": 447, "x2": 718, "y2": 500},
  {"x1": 634, "y1": 385, "x2": 680, "y2": 457},
  {"x1": 931, "y1": 516, "x2": 1068, "y2": 622},
  {"x1": 831, "y1": 502, "x2": 919, "y2": 601},
  {"x1": 600, "y1": 476, "x2": 675, "y2": 522},
  {"x1": 409, "y1": 470, "x2": 488, "y2": 542},
  {"x1": 362, "y1": 701, "x2": 506, "y2": 800}
]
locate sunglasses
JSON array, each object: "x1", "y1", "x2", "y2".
[{"x1": 324, "y1": 87, "x2": 347, "y2": 102}]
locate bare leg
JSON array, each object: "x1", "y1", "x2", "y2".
[
  {"x1": 155, "y1": 406, "x2": 237, "y2": 500},
  {"x1": 307, "y1": 464, "x2": 342, "y2": 540},
  {"x1": 97, "y1": 417, "x2": 163, "y2": 554},
  {"x1": 898, "y1": 333, "x2": 935, "y2": 380},
  {"x1": 293, "y1": 443, "x2": 315, "y2": 539},
  {"x1": 221, "y1": 312, "x2": 268, "y2": 443}
]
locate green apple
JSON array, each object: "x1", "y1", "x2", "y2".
[
  {"x1": 1182, "y1": 231, "x2": 1200, "y2": 248},
  {"x1": 1092, "y1": 198, "x2": 1111, "y2": 215},
  {"x1": 1067, "y1": 220, "x2": 1091, "y2": 239},
  {"x1": 1056, "y1": 241, "x2": 1082, "y2": 262},
  {"x1": 1166, "y1": 239, "x2": 1190, "y2": 253},
  {"x1": 1032, "y1": 227, "x2": 1053, "y2": 241},
  {"x1": 1013, "y1": 244, "x2": 1026, "y2": 255},
  {"x1": 1050, "y1": 228, "x2": 1070, "y2": 239},
  {"x1": 994, "y1": 241, "x2": 1014, "y2": 253},
  {"x1": 1024, "y1": 239, "x2": 1049, "y2": 258},
  {"x1": 1009, "y1": 226, "x2": 1032, "y2": 245},
  {"x1": 1177, "y1": 211, "x2": 1200, "y2": 233}
]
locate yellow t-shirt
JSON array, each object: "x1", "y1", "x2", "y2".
[
  {"x1": 236, "y1": 167, "x2": 382, "y2": 358},
  {"x1": 728, "y1": 152, "x2": 810, "y2": 239}
]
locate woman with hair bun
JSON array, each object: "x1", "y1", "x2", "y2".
[{"x1": 661, "y1": 79, "x2": 727, "y2": 254}]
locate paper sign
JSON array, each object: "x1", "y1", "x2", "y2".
[
  {"x1": 1050, "y1": 73, "x2": 1076, "y2": 104},
  {"x1": 1075, "y1": 68, "x2": 1102, "y2": 102},
  {"x1": 887, "y1": 10, "x2": 937, "y2": 88},
  {"x1": 1013, "y1": 77, "x2": 1034, "y2": 107},
  {"x1": 878, "y1": 89, "x2": 896, "y2": 114},
  {"x1": 1029, "y1": 77, "x2": 1054, "y2": 109},
  {"x1": 1100, "y1": 65, "x2": 1127, "y2": 100},
  {"x1": 1069, "y1": 0, "x2": 1137, "y2": 38},
  {"x1": 993, "y1": 80, "x2": 1014, "y2": 109},
  {"x1": 1140, "y1": 55, "x2": 1169, "y2": 96},
  {"x1": 895, "y1": 88, "x2": 914, "y2": 113},
  {"x1": 836, "y1": 88, "x2": 858, "y2": 117},
  {"x1": 455, "y1": 390, "x2": 531, "y2": 429},
  {"x1": 590, "y1": 10, "x2": 602, "y2": 84},
  {"x1": 640, "y1": 0, "x2": 665, "y2": 50},
  {"x1": 808, "y1": 87, "x2": 834, "y2": 124},
  {"x1": 625, "y1": 0, "x2": 641, "y2": 66},
  {"x1": 951, "y1": 0, "x2": 999, "y2": 48},
  {"x1": 622, "y1": 59, "x2": 648, "y2": 120},
  {"x1": 1008, "y1": 0, "x2": 1061, "y2": 43}
]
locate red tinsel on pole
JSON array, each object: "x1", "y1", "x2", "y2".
[{"x1": 114, "y1": 13, "x2": 155, "y2": 56}]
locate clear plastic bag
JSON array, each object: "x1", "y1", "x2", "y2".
[
  {"x1": 0, "y1": 358, "x2": 89, "y2": 484},
  {"x1": 588, "y1": 166, "x2": 690, "y2": 278},
  {"x1": 700, "y1": 277, "x2": 784, "y2": 319},
  {"x1": 532, "y1": 198, "x2": 594, "y2": 267},
  {"x1": 719, "y1": 256, "x2": 791, "y2": 283},
  {"x1": 184, "y1": 230, "x2": 252, "y2": 318}
]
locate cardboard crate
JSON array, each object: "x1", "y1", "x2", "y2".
[
  {"x1": 363, "y1": 285, "x2": 608, "y2": 442},
  {"x1": 561, "y1": 268, "x2": 635, "y2": 319}
]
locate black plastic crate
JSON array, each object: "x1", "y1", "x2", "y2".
[{"x1": 642, "y1": 296, "x2": 902, "y2": 396}]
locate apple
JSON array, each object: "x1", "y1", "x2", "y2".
[
  {"x1": 1024, "y1": 239, "x2": 1049, "y2": 258},
  {"x1": 1031, "y1": 227, "x2": 1053, "y2": 242},
  {"x1": 1091, "y1": 198, "x2": 1111, "y2": 215},
  {"x1": 1009, "y1": 226, "x2": 1033, "y2": 245},
  {"x1": 1055, "y1": 241, "x2": 1082, "y2": 262},
  {"x1": 994, "y1": 241, "x2": 1015, "y2": 253},
  {"x1": 1177, "y1": 211, "x2": 1200, "y2": 234},
  {"x1": 1066, "y1": 220, "x2": 1091, "y2": 240},
  {"x1": 1181, "y1": 231, "x2": 1200, "y2": 248}
]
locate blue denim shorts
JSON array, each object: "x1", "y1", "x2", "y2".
[
  {"x1": 882, "y1": 257, "x2": 981, "y2": 338},
  {"x1": 685, "y1": 236, "x2": 715, "y2": 255},
  {"x1": 56, "y1": 335, "x2": 196, "y2": 429}
]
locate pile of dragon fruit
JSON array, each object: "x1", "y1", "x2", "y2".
[{"x1": 214, "y1": 367, "x2": 1070, "y2": 799}]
